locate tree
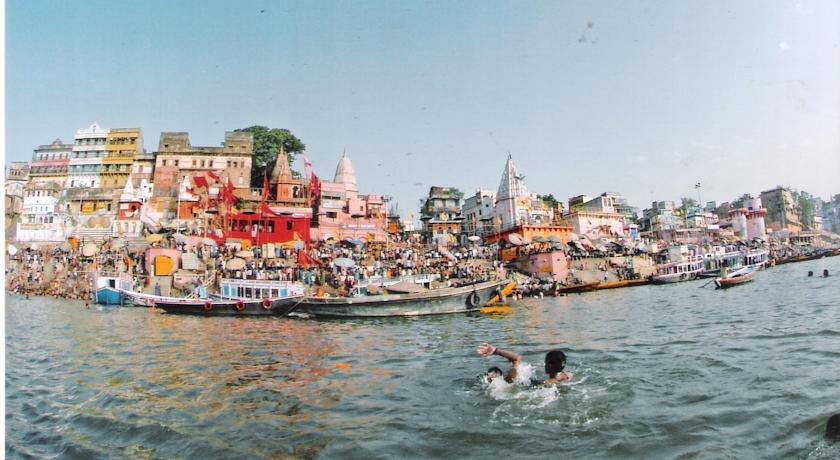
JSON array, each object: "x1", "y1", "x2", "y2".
[
  {"x1": 732, "y1": 193, "x2": 753, "y2": 208},
  {"x1": 235, "y1": 126, "x2": 306, "y2": 187}
]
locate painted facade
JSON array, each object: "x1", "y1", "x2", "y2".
[
  {"x1": 494, "y1": 155, "x2": 553, "y2": 231},
  {"x1": 67, "y1": 123, "x2": 108, "y2": 189},
  {"x1": 29, "y1": 139, "x2": 72, "y2": 188},
  {"x1": 420, "y1": 186, "x2": 464, "y2": 245},
  {"x1": 102, "y1": 128, "x2": 143, "y2": 190},
  {"x1": 310, "y1": 152, "x2": 387, "y2": 242},
  {"x1": 760, "y1": 187, "x2": 803, "y2": 233},
  {"x1": 729, "y1": 197, "x2": 767, "y2": 240},
  {"x1": 461, "y1": 188, "x2": 496, "y2": 237}
]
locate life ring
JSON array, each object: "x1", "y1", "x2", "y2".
[
  {"x1": 235, "y1": 300, "x2": 246, "y2": 311},
  {"x1": 467, "y1": 291, "x2": 480, "y2": 308},
  {"x1": 680, "y1": 273, "x2": 687, "y2": 280},
  {"x1": 203, "y1": 301, "x2": 213, "y2": 312},
  {"x1": 262, "y1": 299, "x2": 272, "y2": 310}
]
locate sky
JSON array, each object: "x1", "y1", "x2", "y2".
[{"x1": 5, "y1": 0, "x2": 840, "y2": 217}]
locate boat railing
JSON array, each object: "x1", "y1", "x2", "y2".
[
  {"x1": 358, "y1": 273, "x2": 440, "y2": 287},
  {"x1": 219, "y1": 278, "x2": 302, "y2": 289}
]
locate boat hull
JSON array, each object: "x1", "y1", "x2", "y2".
[
  {"x1": 153, "y1": 296, "x2": 304, "y2": 316},
  {"x1": 715, "y1": 273, "x2": 756, "y2": 289},
  {"x1": 296, "y1": 280, "x2": 506, "y2": 318},
  {"x1": 96, "y1": 287, "x2": 123, "y2": 305}
]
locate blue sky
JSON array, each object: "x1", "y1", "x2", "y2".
[{"x1": 5, "y1": 0, "x2": 840, "y2": 216}]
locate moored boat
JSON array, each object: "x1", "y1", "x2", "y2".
[
  {"x1": 94, "y1": 271, "x2": 134, "y2": 305},
  {"x1": 652, "y1": 255, "x2": 704, "y2": 284},
  {"x1": 124, "y1": 278, "x2": 305, "y2": 316},
  {"x1": 557, "y1": 281, "x2": 601, "y2": 294},
  {"x1": 295, "y1": 279, "x2": 508, "y2": 318},
  {"x1": 714, "y1": 266, "x2": 756, "y2": 289}
]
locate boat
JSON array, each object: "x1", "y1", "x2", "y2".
[
  {"x1": 651, "y1": 255, "x2": 704, "y2": 284},
  {"x1": 125, "y1": 278, "x2": 305, "y2": 316},
  {"x1": 295, "y1": 279, "x2": 509, "y2": 318},
  {"x1": 94, "y1": 271, "x2": 134, "y2": 305},
  {"x1": 744, "y1": 248, "x2": 769, "y2": 269},
  {"x1": 699, "y1": 249, "x2": 743, "y2": 278},
  {"x1": 714, "y1": 266, "x2": 756, "y2": 289},
  {"x1": 557, "y1": 281, "x2": 601, "y2": 294}
]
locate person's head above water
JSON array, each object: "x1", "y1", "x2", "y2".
[
  {"x1": 486, "y1": 366, "x2": 504, "y2": 381},
  {"x1": 544, "y1": 350, "x2": 567, "y2": 377},
  {"x1": 827, "y1": 414, "x2": 840, "y2": 441}
]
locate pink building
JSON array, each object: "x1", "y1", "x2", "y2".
[
  {"x1": 728, "y1": 197, "x2": 767, "y2": 240},
  {"x1": 310, "y1": 152, "x2": 387, "y2": 243},
  {"x1": 522, "y1": 250, "x2": 570, "y2": 280}
]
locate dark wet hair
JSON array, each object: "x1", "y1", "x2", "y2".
[
  {"x1": 827, "y1": 413, "x2": 840, "y2": 441},
  {"x1": 544, "y1": 350, "x2": 567, "y2": 376},
  {"x1": 487, "y1": 366, "x2": 503, "y2": 376}
]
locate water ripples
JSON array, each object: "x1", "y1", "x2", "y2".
[{"x1": 6, "y1": 257, "x2": 840, "y2": 458}]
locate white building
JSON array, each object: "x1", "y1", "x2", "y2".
[
  {"x1": 461, "y1": 188, "x2": 496, "y2": 237},
  {"x1": 16, "y1": 181, "x2": 73, "y2": 242},
  {"x1": 67, "y1": 122, "x2": 108, "y2": 189}
]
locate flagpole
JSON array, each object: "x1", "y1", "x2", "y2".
[{"x1": 177, "y1": 176, "x2": 183, "y2": 235}]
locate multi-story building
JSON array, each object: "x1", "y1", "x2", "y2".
[
  {"x1": 563, "y1": 192, "x2": 628, "y2": 237},
  {"x1": 760, "y1": 187, "x2": 802, "y2": 233},
  {"x1": 728, "y1": 197, "x2": 768, "y2": 240},
  {"x1": 17, "y1": 181, "x2": 72, "y2": 242},
  {"x1": 129, "y1": 150, "x2": 156, "y2": 203},
  {"x1": 150, "y1": 131, "x2": 253, "y2": 221},
  {"x1": 461, "y1": 188, "x2": 496, "y2": 238},
  {"x1": 311, "y1": 152, "x2": 386, "y2": 243},
  {"x1": 420, "y1": 186, "x2": 464, "y2": 245},
  {"x1": 28, "y1": 139, "x2": 72, "y2": 188},
  {"x1": 5, "y1": 162, "x2": 30, "y2": 239},
  {"x1": 102, "y1": 128, "x2": 143, "y2": 190},
  {"x1": 640, "y1": 201, "x2": 682, "y2": 234},
  {"x1": 67, "y1": 123, "x2": 108, "y2": 189}
]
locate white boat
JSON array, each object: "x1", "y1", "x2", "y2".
[
  {"x1": 139, "y1": 278, "x2": 306, "y2": 316},
  {"x1": 744, "y1": 248, "x2": 769, "y2": 270},
  {"x1": 652, "y1": 255, "x2": 704, "y2": 284}
]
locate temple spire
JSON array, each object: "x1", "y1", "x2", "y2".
[{"x1": 333, "y1": 150, "x2": 358, "y2": 194}]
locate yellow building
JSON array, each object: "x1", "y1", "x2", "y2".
[{"x1": 103, "y1": 128, "x2": 143, "y2": 190}]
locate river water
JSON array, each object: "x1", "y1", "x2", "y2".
[{"x1": 6, "y1": 256, "x2": 840, "y2": 459}]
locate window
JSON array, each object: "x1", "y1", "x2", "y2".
[
  {"x1": 174, "y1": 160, "x2": 179, "y2": 166},
  {"x1": 286, "y1": 221, "x2": 293, "y2": 231}
]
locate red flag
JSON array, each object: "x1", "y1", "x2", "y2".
[
  {"x1": 224, "y1": 179, "x2": 235, "y2": 206},
  {"x1": 194, "y1": 176, "x2": 209, "y2": 189},
  {"x1": 261, "y1": 175, "x2": 270, "y2": 201},
  {"x1": 310, "y1": 173, "x2": 320, "y2": 206},
  {"x1": 207, "y1": 170, "x2": 219, "y2": 181},
  {"x1": 259, "y1": 201, "x2": 280, "y2": 217}
]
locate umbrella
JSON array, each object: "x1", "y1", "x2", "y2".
[
  {"x1": 111, "y1": 239, "x2": 126, "y2": 250},
  {"x1": 201, "y1": 237, "x2": 218, "y2": 246},
  {"x1": 236, "y1": 250, "x2": 255, "y2": 258},
  {"x1": 82, "y1": 243, "x2": 98, "y2": 257},
  {"x1": 334, "y1": 257, "x2": 356, "y2": 268},
  {"x1": 507, "y1": 233, "x2": 525, "y2": 246},
  {"x1": 567, "y1": 233, "x2": 579, "y2": 242},
  {"x1": 467, "y1": 235, "x2": 481, "y2": 242},
  {"x1": 348, "y1": 239, "x2": 365, "y2": 246},
  {"x1": 548, "y1": 235, "x2": 562, "y2": 243},
  {"x1": 7, "y1": 244, "x2": 17, "y2": 256},
  {"x1": 30, "y1": 243, "x2": 40, "y2": 250},
  {"x1": 532, "y1": 235, "x2": 546, "y2": 243},
  {"x1": 172, "y1": 233, "x2": 187, "y2": 242},
  {"x1": 146, "y1": 234, "x2": 163, "y2": 243},
  {"x1": 59, "y1": 241, "x2": 71, "y2": 252},
  {"x1": 226, "y1": 258, "x2": 246, "y2": 270},
  {"x1": 551, "y1": 242, "x2": 565, "y2": 250}
]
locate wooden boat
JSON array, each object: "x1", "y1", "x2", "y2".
[
  {"x1": 557, "y1": 281, "x2": 601, "y2": 294},
  {"x1": 94, "y1": 271, "x2": 134, "y2": 305},
  {"x1": 714, "y1": 266, "x2": 756, "y2": 289},
  {"x1": 124, "y1": 278, "x2": 305, "y2": 316},
  {"x1": 295, "y1": 279, "x2": 508, "y2": 318},
  {"x1": 594, "y1": 279, "x2": 650, "y2": 290}
]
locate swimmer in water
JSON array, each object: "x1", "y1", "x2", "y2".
[
  {"x1": 827, "y1": 413, "x2": 840, "y2": 441},
  {"x1": 477, "y1": 343, "x2": 521, "y2": 383},
  {"x1": 477, "y1": 343, "x2": 574, "y2": 386}
]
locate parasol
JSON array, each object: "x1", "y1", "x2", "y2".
[
  {"x1": 334, "y1": 257, "x2": 356, "y2": 268},
  {"x1": 82, "y1": 243, "x2": 98, "y2": 257},
  {"x1": 567, "y1": 232, "x2": 579, "y2": 242},
  {"x1": 548, "y1": 235, "x2": 562, "y2": 243},
  {"x1": 507, "y1": 233, "x2": 525, "y2": 246},
  {"x1": 201, "y1": 237, "x2": 218, "y2": 246},
  {"x1": 146, "y1": 234, "x2": 163, "y2": 243},
  {"x1": 467, "y1": 235, "x2": 481, "y2": 242},
  {"x1": 236, "y1": 250, "x2": 255, "y2": 258},
  {"x1": 532, "y1": 235, "x2": 546, "y2": 243},
  {"x1": 7, "y1": 244, "x2": 17, "y2": 256},
  {"x1": 226, "y1": 258, "x2": 246, "y2": 270}
]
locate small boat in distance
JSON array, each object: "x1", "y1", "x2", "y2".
[
  {"x1": 715, "y1": 266, "x2": 756, "y2": 289},
  {"x1": 94, "y1": 271, "x2": 134, "y2": 305}
]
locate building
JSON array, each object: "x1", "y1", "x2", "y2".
[
  {"x1": 67, "y1": 123, "x2": 108, "y2": 189},
  {"x1": 461, "y1": 188, "x2": 496, "y2": 238},
  {"x1": 28, "y1": 139, "x2": 72, "y2": 188},
  {"x1": 102, "y1": 128, "x2": 143, "y2": 191},
  {"x1": 310, "y1": 152, "x2": 387, "y2": 243},
  {"x1": 760, "y1": 187, "x2": 802, "y2": 233},
  {"x1": 420, "y1": 186, "x2": 464, "y2": 245},
  {"x1": 728, "y1": 197, "x2": 768, "y2": 240},
  {"x1": 17, "y1": 181, "x2": 72, "y2": 242},
  {"x1": 129, "y1": 150, "x2": 156, "y2": 203},
  {"x1": 150, "y1": 131, "x2": 253, "y2": 222},
  {"x1": 5, "y1": 162, "x2": 30, "y2": 240},
  {"x1": 494, "y1": 155, "x2": 554, "y2": 230},
  {"x1": 640, "y1": 201, "x2": 682, "y2": 234},
  {"x1": 563, "y1": 192, "x2": 628, "y2": 237}
]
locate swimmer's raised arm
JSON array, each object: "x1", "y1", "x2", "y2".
[{"x1": 477, "y1": 343, "x2": 521, "y2": 364}]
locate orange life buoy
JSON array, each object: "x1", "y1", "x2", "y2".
[
  {"x1": 203, "y1": 301, "x2": 213, "y2": 311},
  {"x1": 262, "y1": 299, "x2": 272, "y2": 310},
  {"x1": 235, "y1": 300, "x2": 246, "y2": 311}
]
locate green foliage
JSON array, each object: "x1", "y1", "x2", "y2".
[
  {"x1": 732, "y1": 193, "x2": 753, "y2": 208},
  {"x1": 235, "y1": 126, "x2": 306, "y2": 187},
  {"x1": 680, "y1": 197, "x2": 698, "y2": 210},
  {"x1": 538, "y1": 194, "x2": 559, "y2": 207}
]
